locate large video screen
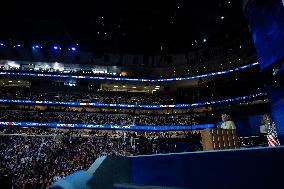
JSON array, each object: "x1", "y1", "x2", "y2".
[{"x1": 245, "y1": 0, "x2": 284, "y2": 70}]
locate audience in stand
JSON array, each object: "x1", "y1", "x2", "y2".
[
  {"x1": 0, "y1": 110, "x2": 195, "y2": 126},
  {"x1": 0, "y1": 127, "x2": 202, "y2": 188},
  {"x1": 0, "y1": 38, "x2": 255, "y2": 78},
  {"x1": 0, "y1": 88, "x2": 172, "y2": 105}
]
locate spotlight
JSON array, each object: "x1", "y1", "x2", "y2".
[
  {"x1": 0, "y1": 43, "x2": 5, "y2": 46},
  {"x1": 69, "y1": 47, "x2": 76, "y2": 51},
  {"x1": 53, "y1": 45, "x2": 61, "y2": 50},
  {"x1": 32, "y1": 45, "x2": 41, "y2": 49}
]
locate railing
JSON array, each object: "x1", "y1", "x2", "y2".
[
  {"x1": 0, "y1": 92, "x2": 267, "y2": 109},
  {"x1": 0, "y1": 122, "x2": 214, "y2": 130},
  {"x1": 0, "y1": 62, "x2": 259, "y2": 82}
]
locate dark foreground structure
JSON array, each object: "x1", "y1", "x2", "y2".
[
  {"x1": 244, "y1": 0, "x2": 284, "y2": 143},
  {"x1": 52, "y1": 146, "x2": 284, "y2": 189}
]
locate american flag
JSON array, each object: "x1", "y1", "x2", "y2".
[{"x1": 267, "y1": 122, "x2": 280, "y2": 146}]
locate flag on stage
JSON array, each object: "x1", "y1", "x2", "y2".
[
  {"x1": 267, "y1": 134, "x2": 280, "y2": 146},
  {"x1": 267, "y1": 122, "x2": 280, "y2": 147}
]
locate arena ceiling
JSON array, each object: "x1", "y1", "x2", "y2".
[{"x1": 0, "y1": 0, "x2": 250, "y2": 54}]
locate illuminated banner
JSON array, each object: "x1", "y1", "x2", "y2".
[
  {"x1": 0, "y1": 62, "x2": 259, "y2": 82},
  {"x1": 0, "y1": 92, "x2": 267, "y2": 109},
  {"x1": 0, "y1": 121, "x2": 214, "y2": 130}
]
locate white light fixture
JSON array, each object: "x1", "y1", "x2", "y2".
[
  {"x1": 132, "y1": 86, "x2": 137, "y2": 88},
  {"x1": 113, "y1": 86, "x2": 119, "y2": 88}
]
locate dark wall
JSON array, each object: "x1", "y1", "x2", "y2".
[
  {"x1": 130, "y1": 147, "x2": 284, "y2": 189},
  {"x1": 51, "y1": 147, "x2": 284, "y2": 189}
]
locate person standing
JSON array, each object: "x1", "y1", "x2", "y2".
[
  {"x1": 261, "y1": 114, "x2": 280, "y2": 146},
  {"x1": 220, "y1": 114, "x2": 236, "y2": 129}
]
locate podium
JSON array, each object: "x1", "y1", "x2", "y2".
[{"x1": 201, "y1": 128, "x2": 239, "y2": 151}]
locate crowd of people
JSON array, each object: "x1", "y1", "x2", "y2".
[
  {"x1": 0, "y1": 127, "x2": 202, "y2": 188},
  {"x1": 0, "y1": 110, "x2": 196, "y2": 126},
  {"x1": 0, "y1": 112, "x2": 276, "y2": 189},
  {"x1": 0, "y1": 88, "x2": 172, "y2": 105}
]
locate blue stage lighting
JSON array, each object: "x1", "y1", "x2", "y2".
[
  {"x1": 53, "y1": 45, "x2": 61, "y2": 50},
  {"x1": 0, "y1": 43, "x2": 5, "y2": 46},
  {"x1": 32, "y1": 45, "x2": 41, "y2": 49},
  {"x1": 71, "y1": 47, "x2": 76, "y2": 51}
]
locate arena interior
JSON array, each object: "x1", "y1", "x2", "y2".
[{"x1": 0, "y1": 0, "x2": 284, "y2": 189}]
